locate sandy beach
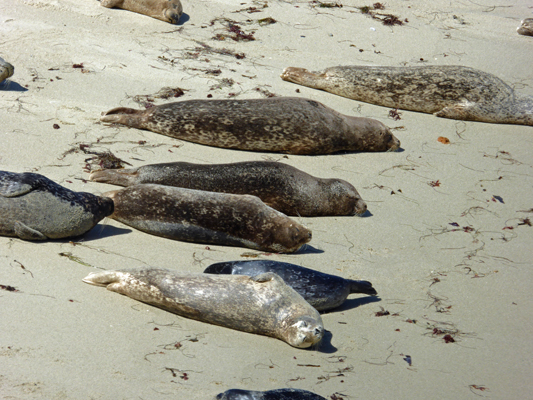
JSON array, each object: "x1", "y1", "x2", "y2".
[{"x1": 1, "y1": 0, "x2": 533, "y2": 399}]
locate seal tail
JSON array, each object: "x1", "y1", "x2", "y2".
[
  {"x1": 100, "y1": 107, "x2": 146, "y2": 128},
  {"x1": 348, "y1": 279, "x2": 377, "y2": 296}
]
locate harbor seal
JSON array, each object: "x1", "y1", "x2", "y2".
[
  {"x1": 0, "y1": 171, "x2": 113, "y2": 240},
  {"x1": 100, "y1": 97, "x2": 400, "y2": 154},
  {"x1": 90, "y1": 161, "x2": 367, "y2": 217},
  {"x1": 99, "y1": 0, "x2": 183, "y2": 24},
  {"x1": 281, "y1": 65, "x2": 533, "y2": 126},
  {"x1": 104, "y1": 184, "x2": 311, "y2": 253},
  {"x1": 0, "y1": 57, "x2": 14, "y2": 83},
  {"x1": 216, "y1": 389, "x2": 327, "y2": 400},
  {"x1": 517, "y1": 18, "x2": 533, "y2": 36},
  {"x1": 83, "y1": 268, "x2": 325, "y2": 348},
  {"x1": 204, "y1": 260, "x2": 377, "y2": 311}
]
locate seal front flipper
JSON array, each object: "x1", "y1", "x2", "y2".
[
  {"x1": 14, "y1": 221, "x2": 47, "y2": 240},
  {"x1": 251, "y1": 272, "x2": 278, "y2": 283},
  {"x1": 0, "y1": 178, "x2": 33, "y2": 198}
]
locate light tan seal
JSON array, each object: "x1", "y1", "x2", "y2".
[
  {"x1": 0, "y1": 57, "x2": 14, "y2": 83},
  {"x1": 100, "y1": 97, "x2": 400, "y2": 154},
  {"x1": 100, "y1": 0, "x2": 183, "y2": 24},
  {"x1": 0, "y1": 171, "x2": 114, "y2": 240},
  {"x1": 517, "y1": 18, "x2": 533, "y2": 36},
  {"x1": 281, "y1": 65, "x2": 533, "y2": 126},
  {"x1": 90, "y1": 161, "x2": 367, "y2": 216},
  {"x1": 104, "y1": 184, "x2": 312, "y2": 253},
  {"x1": 83, "y1": 267, "x2": 325, "y2": 348}
]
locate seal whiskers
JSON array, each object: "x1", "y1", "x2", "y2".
[{"x1": 281, "y1": 65, "x2": 533, "y2": 126}]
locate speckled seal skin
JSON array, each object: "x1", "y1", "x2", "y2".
[
  {"x1": 204, "y1": 260, "x2": 377, "y2": 311},
  {"x1": 517, "y1": 18, "x2": 533, "y2": 36},
  {"x1": 104, "y1": 184, "x2": 311, "y2": 253},
  {"x1": 100, "y1": 0, "x2": 182, "y2": 24},
  {"x1": 100, "y1": 97, "x2": 400, "y2": 154},
  {"x1": 90, "y1": 161, "x2": 367, "y2": 217},
  {"x1": 215, "y1": 389, "x2": 327, "y2": 400},
  {"x1": 0, "y1": 171, "x2": 114, "y2": 240},
  {"x1": 0, "y1": 57, "x2": 14, "y2": 83},
  {"x1": 281, "y1": 65, "x2": 533, "y2": 126},
  {"x1": 83, "y1": 268, "x2": 324, "y2": 348}
]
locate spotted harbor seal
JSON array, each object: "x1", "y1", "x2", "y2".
[
  {"x1": 99, "y1": 0, "x2": 183, "y2": 24},
  {"x1": 281, "y1": 65, "x2": 533, "y2": 126},
  {"x1": 83, "y1": 268, "x2": 324, "y2": 348},
  {"x1": 100, "y1": 97, "x2": 400, "y2": 154},
  {"x1": 0, "y1": 171, "x2": 113, "y2": 240},
  {"x1": 204, "y1": 260, "x2": 377, "y2": 311},
  {"x1": 104, "y1": 184, "x2": 311, "y2": 253},
  {"x1": 90, "y1": 161, "x2": 367, "y2": 217},
  {"x1": 517, "y1": 18, "x2": 533, "y2": 36},
  {"x1": 0, "y1": 57, "x2": 14, "y2": 83},
  {"x1": 216, "y1": 389, "x2": 327, "y2": 400}
]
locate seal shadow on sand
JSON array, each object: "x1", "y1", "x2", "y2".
[
  {"x1": 325, "y1": 295, "x2": 381, "y2": 314},
  {"x1": 0, "y1": 81, "x2": 28, "y2": 92},
  {"x1": 314, "y1": 330, "x2": 337, "y2": 353},
  {"x1": 79, "y1": 223, "x2": 132, "y2": 241},
  {"x1": 293, "y1": 244, "x2": 324, "y2": 254}
]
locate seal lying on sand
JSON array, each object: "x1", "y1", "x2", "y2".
[
  {"x1": 104, "y1": 184, "x2": 311, "y2": 253},
  {"x1": 90, "y1": 161, "x2": 367, "y2": 217},
  {"x1": 100, "y1": 97, "x2": 400, "y2": 154},
  {"x1": 517, "y1": 18, "x2": 533, "y2": 36},
  {"x1": 216, "y1": 389, "x2": 326, "y2": 400},
  {"x1": 83, "y1": 268, "x2": 324, "y2": 348},
  {"x1": 204, "y1": 260, "x2": 377, "y2": 311},
  {"x1": 99, "y1": 0, "x2": 182, "y2": 24},
  {"x1": 0, "y1": 171, "x2": 113, "y2": 240},
  {"x1": 281, "y1": 65, "x2": 533, "y2": 126},
  {"x1": 0, "y1": 57, "x2": 14, "y2": 83}
]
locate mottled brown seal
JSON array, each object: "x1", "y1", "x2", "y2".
[
  {"x1": 0, "y1": 171, "x2": 114, "y2": 240},
  {"x1": 100, "y1": 0, "x2": 182, "y2": 24},
  {"x1": 0, "y1": 57, "x2": 14, "y2": 83},
  {"x1": 100, "y1": 97, "x2": 400, "y2": 154},
  {"x1": 104, "y1": 184, "x2": 311, "y2": 253},
  {"x1": 517, "y1": 18, "x2": 533, "y2": 36},
  {"x1": 281, "y1": 65, "x2": 533, "y2": 126},
  {"x1": 83, "y1": 268, "x2": 325, "y2": 348},
  {"x1": 90, "y1": 161, "x2": 367, "y2": 216}
]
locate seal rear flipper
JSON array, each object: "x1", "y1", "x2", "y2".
[
  {"x1": 14, "y1": 221, "x2": 47, "y2": 240},
  {"x1": 82, "y1": 270, "x2": 122, "y2": 287},
  {"x1": 90, "y1": 168, "x2": 138, "y2": 186},
  {"x1": 100, "y1": 107, "x2": 145, "y2": 127},
  {"x1": 349, "y1": 279, "x2": 377, "y2": 296}
]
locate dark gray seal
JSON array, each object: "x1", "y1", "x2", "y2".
[
  {"x1": 104, "y1": 184, "x2": 311, "y2": 253},
  {"x1": 90, "y1": 161, "x2": 367, "y2": 217},
  {"x1": 100, "y1": 97, "x2": 400, "y2": 154},
  {"x1": 83, "y1": 268, "x2": 324, "y2": 348},
  {"x1": 281, "y1": 65, "x2": 533, "y2": 126},
  {"x1": 204, "y1": 260, "x2": 376, "y2": 311},
  {"x1": 100, "y1": 0, "x2": 183, "y2": 24},
  {"x1": 0, "y1": 171, "x2": 114, "y2": 240},
  {"x1": 517, "y1": 18, "x2": 533, "y2": 36},
  {"x1": 216, "y1": 389, "x2": 326, "y2": 400},
  {"x1": 0, "y1": 57, "x2": 14, "y2": 83}
]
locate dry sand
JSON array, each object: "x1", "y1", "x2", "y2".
[{"x1": 1, "y1": 0, "x2": 533, "y2": 399}]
